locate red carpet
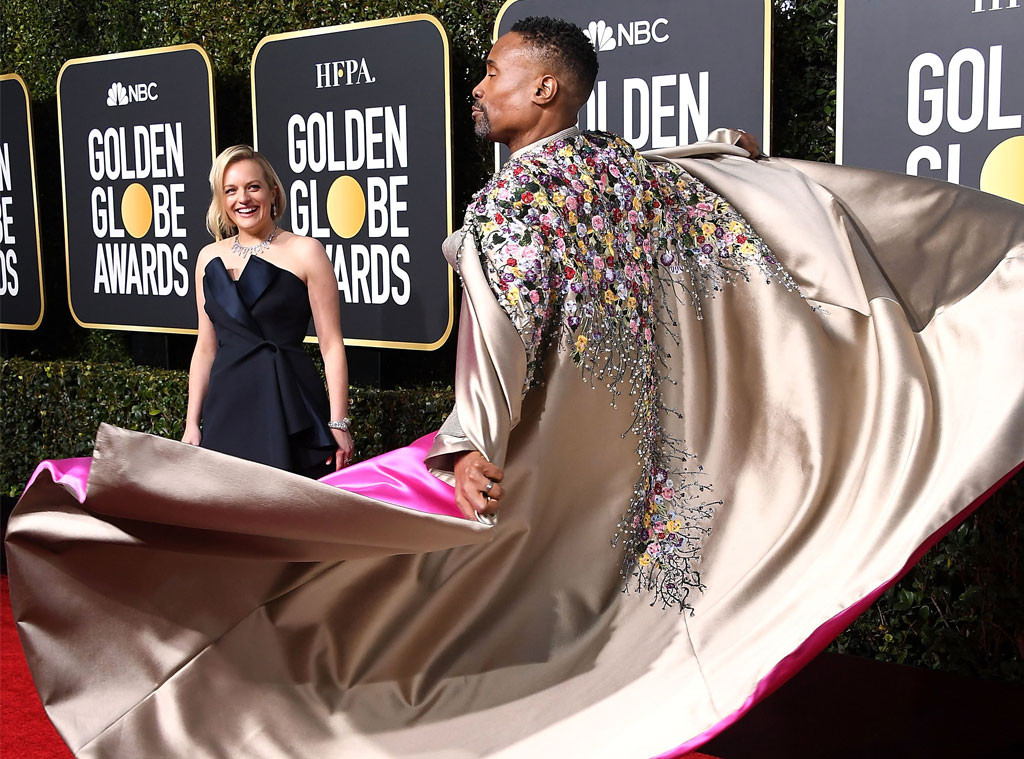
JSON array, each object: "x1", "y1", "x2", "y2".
[
  {"x1": 1, "y1": 575, "x2": 74, "y2": 759},
  {"x1": 1, "y1": 576, "x2": 720, "y2": 759}
]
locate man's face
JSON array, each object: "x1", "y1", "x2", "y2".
[{"x1": 471, "y1": 32, "x2": 545, "y2": 145}]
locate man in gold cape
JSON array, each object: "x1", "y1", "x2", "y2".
[{"x1": 6, "y1": 16, "x2": 1024, "y2": 759}]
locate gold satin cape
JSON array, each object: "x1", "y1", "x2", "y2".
[{"x1": 6, "y1": 140, "x2": 1024, "y2": 758}]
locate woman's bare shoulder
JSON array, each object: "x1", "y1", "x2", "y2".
[
  {"x1": 277, "y1": 230, "x2": 330, "y2": 271},
  {"x1": 278, "y1": 230, "x2": 326, "y2": 254},
  {"x1": 196, "y1": 238, "x2": 232, "y2": 274}
]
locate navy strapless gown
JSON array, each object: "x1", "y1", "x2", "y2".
[{"x1": 200, "y1": 255, "x2": 335, "y2": 477}]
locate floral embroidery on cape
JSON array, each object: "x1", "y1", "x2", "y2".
[{"x1": 467, "y1": 132, "x2": 808, "y2": 611}]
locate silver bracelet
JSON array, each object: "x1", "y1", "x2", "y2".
[{"x1": 328, "y1": 418, "x2": 351, "y2": 431}]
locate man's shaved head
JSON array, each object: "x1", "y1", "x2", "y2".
[
  {"x1": 509, "y1": 16, "x2": 599, "y2": 110},
  {"x1": 471, "y1": 17, "x2": 599, "y2": 152}
]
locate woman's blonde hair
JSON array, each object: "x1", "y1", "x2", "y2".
[{"x1": 206, "y1": 145, "x2": 286, "y2": 240}]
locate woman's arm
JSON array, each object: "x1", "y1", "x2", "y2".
[
  {"x1": 182, "y1": 248, "x2": 217, "y2": 445},
  {"x1": 302, "y1": 238, "x2": 354, "y2": 469}
]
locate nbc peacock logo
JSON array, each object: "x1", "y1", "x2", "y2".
[
  {"x1": 105, "y1": 81, "x2": 158, "y2": 106},
  {"x1": 106, "y1": 82, "x2": 128, "y2": 107},
  {"x1": 583, "y1": 18, "x2": 670, "y2": 51},
  {"x1": 584, "y1": 20, "x2": 616, "y2": 51}
]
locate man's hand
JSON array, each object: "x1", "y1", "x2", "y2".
[
  {"x1": 453, "y1": 450, "x2": 505, "y2": 521},
  {"x1": 735, "y1": 130, "x2": 762, "y2": 159}
]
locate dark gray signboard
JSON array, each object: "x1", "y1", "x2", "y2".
[
  {"x1": 58, "y1": 45, "x2": 216, "y2": 332},
  {"x1": 252, "y1": 15, "x2": 454, "y2": 350},
  {"x1": 839, "y1": 0, "x2": 1023, "y2": 203},
  {"x1": 0, "y1": 74, "x2": 44, "y2": 330},
  {"x1": 495, "y1": 0, "x2": 771, "y2": 162}
]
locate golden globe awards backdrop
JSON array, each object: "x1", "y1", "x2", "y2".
[
  {"x1": 495, "y1": 0, "x2": 772, "y2": 164},
  {"x1": 58, "y1": 44, "x2": 216, "y2": 332},
  {"x1": 0, "y1": 74, "x2": 44, "y2": 330},
  {"x1": 838, "y1": 0, "x2": 1023, "y2": 203},
  {"x1": 252, "y1": 15, "x2": 454, "y2": 350}
]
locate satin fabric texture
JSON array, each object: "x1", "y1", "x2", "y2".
[{"x1": 6, "y1": 141, "x2": 1024, "y2": 758}]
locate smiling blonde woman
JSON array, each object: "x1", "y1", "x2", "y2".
[{"x1": 182, "y1": 145, "x2": 353, "y2": 475}]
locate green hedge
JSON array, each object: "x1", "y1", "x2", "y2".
[
  {"x1": 833, "y1": 479, "x2": 1023, "y2": 682},
  {"x1": 772, "y1": 0, "x2": 838, "y2": 162},
  {"x1": 0, "y1": 356, "x2": 454, "y2": 496}
]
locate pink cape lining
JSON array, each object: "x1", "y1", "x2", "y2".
[
  {"x1": 26, "y1": 432, "x2": 462, "y2": 520},
  {"x1": 317, "y1": 432, "x2": 462, "y2": 518},
  {"x1": 23, "y1": 437, "x2": 1021, "y2": 759}
]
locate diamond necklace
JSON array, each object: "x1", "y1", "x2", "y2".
[{"x1": 231, "y1": 226, "x2": 278, "y2": 258}]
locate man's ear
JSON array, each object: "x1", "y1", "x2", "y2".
[{"x1": 532, "y1": 75, "x2": 558, "y2": 104}]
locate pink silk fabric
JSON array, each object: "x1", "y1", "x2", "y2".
[
  {"x1": 25, "y1": 458, "x2": 91, "y2": 504},
  {"x1": 28, "y1": 432, "x2": 460, "y2": 520},
  {"x1": 318, "y1": 433, "x2": 461, "y2": 518}
]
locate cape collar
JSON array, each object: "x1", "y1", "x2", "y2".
[{"x1": 508, "y1": 126, "x2": 582, "y2": 161}]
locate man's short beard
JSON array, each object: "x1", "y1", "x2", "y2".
[{"x1": 473, "y1": 110, "x2": 492, "y2": 139}]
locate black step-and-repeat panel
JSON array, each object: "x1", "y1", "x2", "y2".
[
  {"x1": 252, "y1": 15, "x2": 454, "y2": 350},
  {"x1": 495, "y1": 0, "x2": 771, "y2": 161},
  {"x1": 58, "y1": 45, "x2": 216, "y2": 332},
  {"x1": 0, "y1": 74, "x2": 44, "y2": 330},
  {"x1": 839, "y1": 0, "x2": 1023, "y2": 203}
]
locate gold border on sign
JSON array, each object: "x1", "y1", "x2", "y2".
[
  {"x1": 762, "y1": 0, "x2": 772, "y2": 155},
  {"x1": 0, "y1": 73, "x2": 45, "y2": 331},
  {"x1": 493, "y1": 0, "x2": 518, "y2": 42},
  {"x1": 251, "y1": 14, "x2": 455, "y2": 352},
  {"x1": 56, "y1": 43, "x2": 217, "y2": 335},
  {"x1": 491, "y1": 1, "x2": 774, "y2": 158},
  {"x1": 836, "y1": 0, "x2": 846, "y2": 165}
]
